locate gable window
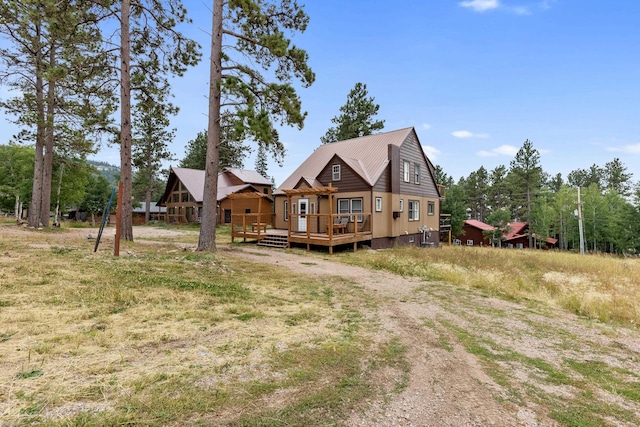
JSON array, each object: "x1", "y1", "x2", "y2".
[
  {"x1": 403, "y1": 161, "x2": 410, "y2": 182},
  {"x1": 408, "y1": 200, "x2": 420, "y2": 221},
  {"x1": 284, "y1": 201, "x2": 288, "y2": 221},
  {"x1": 375, "y1": 197, "x2": 382, "y2": 212},
  {"x1": 414, "y1": 164, "x2": 420, "y2": 184},
  {"x1": 428, "y1": 201, "x2": 435, "y2": 215},
  {"x1": 332, "y1": 164, "x2": 341, "y2": 181}
]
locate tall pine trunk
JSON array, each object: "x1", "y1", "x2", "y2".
[
  {"x1": 29, "y1": 19, "x2": 45, "y2": 228},
  {"x1": 41, "y1": 47, "x2": 56, "y2": 227},
  {"x1": 197, "y1": 0, "x2": 223, "y2": 251},
  {"x1": 120, "y1": 0, "x2": 134, "y2": 240}
]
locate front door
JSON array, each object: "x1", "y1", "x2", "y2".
[{"x1": 298, "y1": 198, "x2": 308, "y2": 232}]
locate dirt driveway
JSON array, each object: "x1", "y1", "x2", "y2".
[{"x1": 235, "y1": 246, "x2": 640, "y2": 427}]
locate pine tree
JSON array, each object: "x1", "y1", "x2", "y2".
[
  {"x1": 321, "y1": 82, "x2": 384, "y2": 144},
  {"x1": 198, "y1": 0, "x2": 315, "y2": 251},
  {"x1": 509, "y1": 139, "x2": 543, "y2": 248}
]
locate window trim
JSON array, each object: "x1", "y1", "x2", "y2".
[
  {"x1": 403, "y1": 161, "x2": 410, "y2": 182},
  {"x1": 332, "y1": 164, "x2": 341, "y2": 181},
  {"x1": 427, "y1": 201, "x2": 435, "y2": 216},
  {"x1": 414, "y1": 164, "x2": 420, "y2": 184},
  {"x1": 375, "y1": 197, "x2": 382, "y2": 212},
  {"x1": 408, "y1": 200, "x2": 420, "y2": 221},
  {"x1": 337, "y1": 197, "x2": 364, "y2": 222},
  {"x1": 399, "y1": 199, "x2": 404, "y2": 212},
  {"x1": 284, "y1": 201, "x2": 288, "y2": 221}
]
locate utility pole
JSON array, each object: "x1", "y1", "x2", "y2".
[{"x1": 577, "y1": 187, "x2": 585, "y2": 255}]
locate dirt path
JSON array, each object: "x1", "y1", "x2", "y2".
[{"x1": 235, "y1": 247, "x2": 540, "y2": 426}]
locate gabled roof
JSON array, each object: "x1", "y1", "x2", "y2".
[
  {"x1": 172, "y1": 167, "x2": 205, "y2": 203},
  {"x1": 276, "y1": 127, "x2": 416, "y2": 194},
  {"x1": 220, "y1": 167, "x2": 272, "y2": 186},
  {"x1": 504, "y1": 222, "x2": 528, "y2": 241},
  {"x1": 464, "y1": 219, "x2": 495, "y2": 231},
  {"x1": 158, "y1": 167, "x2": 270, "y2": 205}
]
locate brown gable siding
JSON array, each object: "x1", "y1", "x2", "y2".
[
  {"x1": 317, "y1": 156, "x2": 370, "y2": 192},
  {"x1": 398, "y1": 132, "x2": 440, "y2": 198}
]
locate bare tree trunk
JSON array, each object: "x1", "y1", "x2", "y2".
[
  {"x1": 144, "y1": 156, "x2": 152, "y2": 224},
  {"x1": 29, "y1": 23, "x2": 45, "y2": 228},
  {"x1": 41, "y1": 48, "x2": 56, "y2": 227},
  {"x1": 197, "y1": 0, "x2": 223, "y2": 251},
  {"x1": 120, "y1": 0, "x2": 134, "y2": 240}
]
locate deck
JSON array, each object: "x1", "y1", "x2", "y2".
[{"x1": 231, "y1": 213, "x2": 373, "y2": 254}]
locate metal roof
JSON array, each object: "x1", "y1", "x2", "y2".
[
  {"x1": 464, "y1": 219, "x2": 495, "y2": 231},
  {"x1": 276, "y1": 127, "x2": 415, "y2": 194}
]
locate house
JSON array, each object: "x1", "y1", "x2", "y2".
[
  {"x1": 132, "y1": 202, "x2": 166, "y2": 224},
  {"x1": 454, "y1": 219, "x2": 494, "y2": 246},
  {"x1": 157, "y1": 167, "x2": 273, "y2": 225},
  {"x1": 265, "y1": 127, "x2": 443, "y2": 252},
  {"x1": 503, "y1": 222, "x2": 558, "y2": 249}
]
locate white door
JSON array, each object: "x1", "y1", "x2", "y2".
[{"x1": 298, "y1": 198, "x2": 308, "y2": 232}]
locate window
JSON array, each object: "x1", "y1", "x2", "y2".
[
  {"x1": 375, "y1": 197, "x2": 382, "y2": 212},
  {"x1": 403, "y1": 161, "x2": 410, "y2": 182},
  {"x1": 332, "y1": 164, "x2": 341, "y2": 181},
  {"x1": 263, "y1": 187, "x2": 269, "y2": 194},
  {"x1": 337, "y1": 198, "x2": 363, "y2": 222},
  {"x1": 399, "y1": 199, "x2": 404, "y2": 212},
  {"x1": 428, "y1": 201, "x2": 435, "y2": 215},
  {"x1": 408, "y1": 236, "x2": 415, "y2": 243},
  {"x1": 408, "y1": 200, "x2": 420, "y2": 221},
  {"x1": 414, "y1": 164, "x2": 420, "y2": 184},
  {"x1": 181, "y1": 192, "x2": 190, "y2": 202},
  {"x1": 310, "y1": 202, "x2": 316, "y2": 214},
  {"x1": 284, "y1": 201, "x2": 288, "y2": 221},
  {"x1": 467, "y1": 240, "x2": 474, "y2": 246}
]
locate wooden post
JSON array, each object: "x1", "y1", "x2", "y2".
[{"x1": 114, "y1": 181, "x2": 122, "y2": 256}]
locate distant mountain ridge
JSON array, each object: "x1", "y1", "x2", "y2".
[{"x1": 88, "y1": 160, "x2": 119, "y2": 185}]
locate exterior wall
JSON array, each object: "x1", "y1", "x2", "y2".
[
  {"x1": 219, "y1": 197, "x2": 272, "y2": 225},
  {"x1": 317, "y1": 156, "x2": 369, "y2": 191},
  {"x1": 397, "y1": 133, "x2": 440, "y2": 198},
  {"x1": 455, "y1": 226, "x2": 491, "y2": 246},
  {"x1": 163, "y1": 179, "x2": 200, "y2": 223}
]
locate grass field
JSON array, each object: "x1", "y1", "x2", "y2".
[{"x1": 1, "y1": 219, "x2": 639, "y2": 426}]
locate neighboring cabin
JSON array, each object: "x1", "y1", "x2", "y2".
[
  {"x1": 454, "y1": 220, "x2": 559, "y2": 249},
  {"x1": 273, "y1": 127, "x2": 443, "y2": 250},
  {"x1": 454, "y1": 219, "x2": 494, "y2": 246},
  {"x1": 157, "y1": 167, "x2": 272, "y2": 224}
]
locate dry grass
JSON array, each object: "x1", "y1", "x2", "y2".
[
  {"x1": 342, "y1": 245, "x2": 640, "y2": 327},
  {"x1": 0, "y1": 220, "x2": 402, "y2": 426}
]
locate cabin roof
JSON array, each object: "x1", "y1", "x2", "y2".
[{"x1": 464, "y1": 219, "x2": 495, "y2": 231}]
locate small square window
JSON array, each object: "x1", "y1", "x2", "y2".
[
  {"x1": 332, "y1": 164, "x2": 341, "y2": 181},
  {"x1": 399, "y1": 199, "x2": 404, "y2": 212},
  {"x1": 428, "y1": 201, "x2": 435, "y2": 215},
  {"x1": 375, "y1": 197, "x2": 382, "y2": 212},
  {"x1": 467, "y1": 239, "x2": 474, "y2": 246}
]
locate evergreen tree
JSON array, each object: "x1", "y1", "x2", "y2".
[
  {"x1": 132, "y1": 81, "x2": 177, "y2": 224},
  {"x1": 255, "y1": 144, "x2": 269, "y2": 178},
  {"x1": 179, "y1": 128, "x2": 248, "y2": 171},
  {"x1": 80, "y1": 172, "x2": 111, "y2": 226},
  {"x1": 603, "y1": 158, "x2": 632, "y2": 197},
  {"x1": 199, "y1": 0, "x2": 315, "y2": 251},
  {"x1": 321, "y1": 82, "x2": 384, "y2": 144},
  {"x1": 97, "y1": 0, "x2": 201, "y2": 241},
  {"x1": 509, "y1": 139, "x2": 543, "y2": 248},
  {"x1": 0, "y1": 0, "x2": 116, "y2": 228}
]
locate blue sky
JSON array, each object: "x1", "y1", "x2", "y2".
[{"x1": 3, "y1": 0, "x2": 640, "y2": 187}]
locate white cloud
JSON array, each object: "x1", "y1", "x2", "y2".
[
  {"x1": 607, "y1": 143, "x2": 640, "y2": 154},
  {"x1": 452, "y1": 130, "x2": 490, "y2": 139},
  {"x1": 459, "y1": 0, "x2": 500, "y2": 12},
  {"x1": 422, "y1": 145, "x2": 440, "y2": 161},
  {"x1": 477, "y1": 144, "x2": 519, "y2": 157},
  {"x1": 422, "y1": 123, "x2": 432, "y2": 130},
  {"x1": 512, "y1": 6, "x2": 531, "y2": 15}
]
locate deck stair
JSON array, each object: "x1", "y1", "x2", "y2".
[{"x1": 257, "y1": 233, "x2": 288, "y2": 248}]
